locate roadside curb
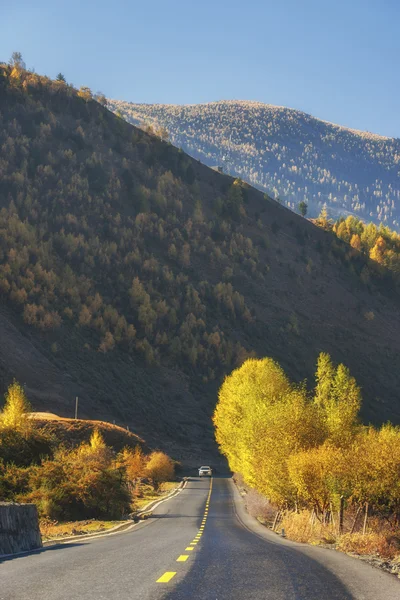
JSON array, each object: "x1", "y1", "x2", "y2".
[
  {"x1": 42, "y1": 520, "x2": 134, "y2": 547},
  {"x1": 41, "y1": 478, "x2": 188, "y2": 547},
  {"x1": 134, "y1": 478, "x2": 187, "y2": 519}
]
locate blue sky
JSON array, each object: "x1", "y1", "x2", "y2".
[{"x1": 2, "y1": 0, "x2": 399, "y2": 137}]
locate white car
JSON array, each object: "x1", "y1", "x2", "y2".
[{"x1": 199, "y1": 466, "x2": 212, "y2": 477}]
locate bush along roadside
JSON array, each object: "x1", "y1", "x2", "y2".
[{"x1": 0, "y1": 381, "x2": 177, "y2": 523}]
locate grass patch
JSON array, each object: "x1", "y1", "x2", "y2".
[
  {"x1": 132, "y1": 481, "x2": 178, "y2": 511},
  {"x1": 40, "y1": 519, "x2": 121, "y2": 541}
]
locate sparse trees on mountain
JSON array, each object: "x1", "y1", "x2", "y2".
[
  {"x1": 94, "y1": 91, "x2": 108, "y2": 106},
  {"x1": 77, "y1": 86, "x2": 93, "y2": 102},
  {"x1": 298, "y1": 201, "x2": 308, "y2": 217},
  {"x1": 56, "y1": 73, "x2": 66, "y2": 83},
  {"x1": 107, "y1": 99, "x2": 400, "y2": 231},
  {"x1": 0, "y1": 64, "x2": 258, "y2": 382},
  {"x1": 9, "y1": 51, "x2": 25, "y2": 70}
]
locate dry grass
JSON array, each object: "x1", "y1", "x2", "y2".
[
  {"x1": 245, "y1": 488, "x2": 275, "y2": 526},
  {"x1": 40, "y1": 519, "x2": 120, "y2": 541},
  {"x1": 337, "y1": 532, "x2": 400, "y2": 560},
  {"x1": 132, "y1": 481, "x2": 178, "y2": 510},
  {"x1": 33, "y1": 417, "x2": 147, "y2": 453},
  {"x1": 279, "y1": 510, "x2": 400, "y2": 560},
  {"x1": 280, "y1": 511, "x2": 337, "y2": 545}
]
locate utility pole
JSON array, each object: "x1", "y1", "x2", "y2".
[{"x1": 75, "y1": 396, "x2": 78, "y2": 420}]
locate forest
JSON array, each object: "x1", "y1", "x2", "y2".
[
  {"x1": 1, "y1": 58, "x2": 400, "y2": 455},
  {"x1": 0, "y1": 61, "x2": 257, "y2": 383},
  {"x1": 332, "y1": 215, "x2": 400, "y2": 274},
  {"x1": 109, "y1": 99, "x2": 400, "y2": 230}
]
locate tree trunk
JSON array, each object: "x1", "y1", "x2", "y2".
[
  {"x1": 339, "y1": 496, "x2": 344, "y2": 535},
  {"x1": 272, "y1": 510, "x2": 280, "y2": 531},
  {"x1": 350, "y1": 505, "x2": 362, "y2": 534},
  {"x1": 362, "y1": 502, "x2": 369, "y2": 535}
]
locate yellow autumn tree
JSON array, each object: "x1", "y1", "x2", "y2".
[
  {"x1": 0, "y1": 380, "x2": 32, "y2": 435},
  {"x1": 369, "y1": 236, "x2": 386, "y2": 265},
  {"x1": 145, "y1": 451, "x2": 174, "y2": 489},
  {"x1": 213, "y1": 358, "x2": 292, "y2": 480},
  {"x1": 314, "y1": 354, "x2": 361, "y2": 446},
  {"x1": 117, "y1": 446, "x2": 146, "y2": 487},
  {"x1": 345, "y1": 425, "x2": 400, "y2": 509},
  {"x1": 76, "y1": 429, "x2": 111, "y2": 468},
  {"x1": 288, "y1": 443, "x2": 345, "y2": 514},
  {"x1": 350, "y1": 234, "x2": 361, "y2": 251},
  {"x1": 214, "y1": 358, "x2": 321, "y2": 505}
]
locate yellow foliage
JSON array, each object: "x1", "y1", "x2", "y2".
[
  {"x1": 288, "y1": 444, "x2": 344, "y2": 512},
  {"x1": 350, "y1": 234, "x2": 361, "y2": 251},
  {"x1": 117, "y1": 446, "x2": 146, "y2": 484},
  {"x1": 89, "y1": 429, "x2": 106, "y2": 451},
  {"x1": 214, "y1": 358, "x2": 322, "y2": 504},
  {"x1": 145, "y1": 451, "x2": 174, "y2": 489},
  {"x1": 214, "y1": 353, "x2": 374, "y2": 511},
  {"x1": 0, "y1": 380, "x2": 32, "y2": 435},
  {"x1": 314, "y1": 354, "x2": 361, "y2": 446}
]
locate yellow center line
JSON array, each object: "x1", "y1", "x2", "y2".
[
  {"x1": 177, "y1": 555, "x2": 189, "y2": 562},
  {"x1": 157, "y1": 572, "x2": 176, "y2": 583},
  {"x1": 186, "y1": 547, "x2": 194, "y2": 551}
]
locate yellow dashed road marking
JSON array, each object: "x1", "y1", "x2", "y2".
[
  {"x1": 157, "y1": 572, "x2": 176, "y2": 583},
  {"x1": 156, "y1": 478, "x2": 212, "y2": 584}
]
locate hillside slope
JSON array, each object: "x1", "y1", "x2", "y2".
[
  {"x1": 109, "y1": 99, "x2": 400, "y2": 229},
  {"x1": 1, "y1": 66, "x2": 400, "y2": 463}
]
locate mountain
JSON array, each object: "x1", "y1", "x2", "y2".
[
  {"x1": 108, "y1": 99, "x2": 400, "y2": 229},
  {"x1": 1, "y1": 65, "x2": 400, "y2": 465}
]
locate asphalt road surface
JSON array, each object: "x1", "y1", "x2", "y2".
[{"x1": 1, "y1": 477, "x2": 399, "y2": 600}]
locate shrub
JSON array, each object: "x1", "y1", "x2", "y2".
[
  {"x1": 0, "y1": 380, "x2": 32, "y2": 435},
  {"x1": 22, "y1": 432, "x2": 131, "y2": 520},
  {"x1": 145, "y1": 451, "x2": 174, "y2": 490},
  {"x1": 337, "y1": 532, "x2": 400, "y2": 560}
]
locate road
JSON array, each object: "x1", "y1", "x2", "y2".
[{"x1": 1, "y1": 477, "x2": 399, "y2": 599}]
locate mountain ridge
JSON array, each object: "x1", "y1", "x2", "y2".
[
  {"x1": 116, "y1": 99, "x2": 393, "y2": 141},
  {"x1": 109, "y1": 98, "x2": 400, "y2": 229},
  {"x1": 1, "y1": 65, "x2": 400, "y2": 464}
]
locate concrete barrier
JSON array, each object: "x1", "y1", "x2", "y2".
[{"x1": 0, "y1": 502, "x2": 42, "y2": 556}]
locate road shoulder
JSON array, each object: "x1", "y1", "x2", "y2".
[{"x1": 229, "y1": 478, "x2": 400, "y2": 599}]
